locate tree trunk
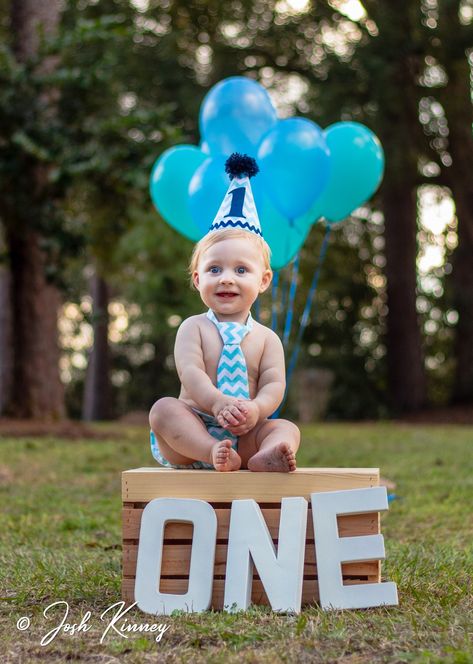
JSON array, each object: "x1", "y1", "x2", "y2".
[
  {"x1": 7, "y1": 228, "x2": 65, "y2": 418},
  {"x1": 434, "y1": 0, "x2": 473, "y2": 404},
  {"x1": 11, "y1": 0, "x2": 61, "y2": 61},
  {"x1": 440, "y1": 54, "x2": 473, "y2": 403},
  {"x1": 450, "y1": 222, "x2": 473, "y2": 403},
  {"x1": 5, "y1": 0, "x2": 65, "y2": 419},
  {"x1": 82, "y1": 273, "x2": 112, "y2": 421},
  {"x1": 0, "y1": 266, "x2": 13, "y2": 414},
  {"x1": 381, "y1": 177, "x2": 427, "y2": 412},
  {"x1": 370, "y1": 2, "x2": 428, "y2": 412}
]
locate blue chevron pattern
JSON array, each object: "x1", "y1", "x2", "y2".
[
  {"x1": 207, "y1": 309, "x2": 253, "y2": 400},
  {"x1": 209, "y1": 219, "x2": 263, "y2": 236}
]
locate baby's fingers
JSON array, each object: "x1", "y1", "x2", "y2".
[
  {"x1": 236, "y1": 400, "x2": 249, "y2": 414},
  {"x1": 217, "y1": 412, "x2": 231, "y2": 429},
  {"x1": 220, "y1": 408, "x2": 240, "y2": 426},
  {"x1": 227, "y1": 404, "x2": 246, "y2": 423}
]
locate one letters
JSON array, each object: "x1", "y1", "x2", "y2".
[{"x1": 134, "y1": 488, "x2": 398, "y2": 615}]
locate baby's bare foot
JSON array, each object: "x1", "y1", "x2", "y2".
[
  {"x1": 211, "y1": 439, "x2": 241, "y2": 472},
  {"x1": 247, "y1": 442, "x2": 297, "y2": 473}
]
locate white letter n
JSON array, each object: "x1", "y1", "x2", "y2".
[{"x1": 223, "y1": 497, "x2": 307, "y2": 613}]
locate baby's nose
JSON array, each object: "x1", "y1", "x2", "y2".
[{"x1": 219, "y1": 269, "x2": 235, "y2": 283}]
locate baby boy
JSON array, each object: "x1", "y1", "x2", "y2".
[{"x1": 149, "y1": 155, "x2": 300, "y2": 472}]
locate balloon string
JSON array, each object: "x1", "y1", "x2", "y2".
[
  {"x1": 271, "y1": 270, "x2": 280, "y2": 332},
  {"x1": 274, "y1": 224, "x2": 332, "y2": 418},
  {"x1": 282, "y1": 251, "x2": 300, "y2": 349},
  {"x1": 275, "y1": 221, "x2": 290, "y2": 337},
  {"x1": 279, "y1": 270, "x2": 288, "y2": 336}
]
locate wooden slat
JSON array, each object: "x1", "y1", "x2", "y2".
[
  {"x1": 122, "y1": 576, "x2": 383, "y2": 609},
  {"x1": 122, "y1": 542, "x2": 380, "y2": 578},
  {"x1": 122, "y1": 507, "x2": 379, "y2": 540},
  {"x1": 122, "y1": 468, "x2": 379, "y2": 503}
]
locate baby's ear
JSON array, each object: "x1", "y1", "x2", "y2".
[
  {"x1": 192, "y1": 271, "x2": 200, "y2": 290},
  {"x1": 259, "y1": 269, "x2": 272, "y2": 293}
]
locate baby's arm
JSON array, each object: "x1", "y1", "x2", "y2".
[
  {"x1": 175, "y1": 318, "x2": 247, "y2": 421},
  {"x1": 253, "y1": 330, "x2": 286, "y2": 418}
]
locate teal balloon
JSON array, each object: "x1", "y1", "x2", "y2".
[
  {"x1": 150, "y1": 145, "x2": 207, "y2": 242},
  {"x1": 313, "y1": 122, "x2": 384, "y2": 223},
  {"x1": 257, "y1": 117, "x2": 330, "y2": 220},
  {"x1": 260, "y1": 194, "x2": 313, "y2": 270}
]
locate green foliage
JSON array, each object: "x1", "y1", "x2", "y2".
[
  {"x1": 0, "y1": 4, "x2": 184, "y2": 280},
  {"x1": 298, "y1": 217, "x2": 389, "y2": 419},
  {"x1": 106, "y1": 210, "x2": 202, "y2": 412}
]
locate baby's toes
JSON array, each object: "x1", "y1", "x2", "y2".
[
  {"x1": 282, "y1": 445, "x2": 297, "y2": 471},
  {"x1": 216, "y1": 443, "x2": 230, "y2": 457},
  {"x1": 286, "y1": 454, "x2": 297, "y2": 472},
  {"x1": 212, "y1": 439, "x2": 241, "y2": 472}
]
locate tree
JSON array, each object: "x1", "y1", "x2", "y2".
[
  {"x1": 1, "y1": 0, "x2": 65, "y2": 418},
  {"x1": 359, "y1": 1, "x2": 428, "y2": 412},
  {"x1": 81, "y1": 272, "x2": 112, "y2": 421},
  {"x1": 53, "y1": 0, "x2": 201, "y2": 420},
  {"x1": 0, "y1": 0, "x2": 182, "y2": 419},
  {"x1": 433, "y1": 0, "x2": 473, "y2": 404}
]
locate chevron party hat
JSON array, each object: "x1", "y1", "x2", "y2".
[{"x1": 208, "y1": 153, "x2": 263, "y2": 237}]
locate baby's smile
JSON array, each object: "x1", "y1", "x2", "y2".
[{"x1": 216, "y1": 291, "x2": 238, "y2": 298}]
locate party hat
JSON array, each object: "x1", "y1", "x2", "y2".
[{"x1": 209, "y1": 153, "x2": 263, "y2": 237}]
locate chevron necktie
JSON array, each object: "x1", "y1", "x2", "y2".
[{"x1": 206, "y1": 309, "x2": 252, "y2": 399}]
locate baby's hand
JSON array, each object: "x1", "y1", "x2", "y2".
[
  {"x1": 225, "y1": 400, "x2": 260, "y2": 436},
  {"x1": 212, "y1": 397, "x2": 248, "y2": 429}
]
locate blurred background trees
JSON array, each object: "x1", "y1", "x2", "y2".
[{"x1": 0, "y1": 0, "x2": 471, "y2": 421}]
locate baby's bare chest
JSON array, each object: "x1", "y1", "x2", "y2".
[{"x1": 200, "y1": 324, "x2": 265, "y2": 385}]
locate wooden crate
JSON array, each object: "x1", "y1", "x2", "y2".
[{"x1": 122, "y1": 467, "x2": 381, "y2": 609}]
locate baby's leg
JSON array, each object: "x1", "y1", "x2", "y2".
[
  {"x1": 244, "y1": 419, "x2": 300, "y2": 472},
  {"x1": 149, "y1": 397, "x2": 241, "y2": 471}
]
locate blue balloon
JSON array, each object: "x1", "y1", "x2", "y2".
[
  {"x1": 312, "y1": 122, "x2": 384, "y2": 223},
  {"x1": 150, "y1": 146, "x2": 206, "y2": 242},
  {"x1": 257, "y1": 118, "x2": 330, "y2": 220},
  {"x1": 200, "y1": 140, "x2": 211, "y2": 155},
  {"x1": 199, "y1": 77, "x2": 277, "y2": 156},
  {"x1": 188, "y1": 155, "x2": 229, "y2": 235}
]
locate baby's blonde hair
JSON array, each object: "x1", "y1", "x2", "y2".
[{"x1": 188, "y1": 229, "x2": 272, "y2": 284}]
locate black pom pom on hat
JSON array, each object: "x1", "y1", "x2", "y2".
[{"x1": 225, "y1": 153, "x2": 259, "y2": 179}]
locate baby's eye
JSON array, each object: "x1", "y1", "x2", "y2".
[
  {"x1": 209, "y1": 266, "x2": 221, "y2": 273},
  {"x1": 236, "y1": 266, "x2": 247, "y2": 274}
]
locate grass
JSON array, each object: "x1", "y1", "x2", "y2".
[{"x1": 1, "y1": 422, "x2": 472, "y2": 663}]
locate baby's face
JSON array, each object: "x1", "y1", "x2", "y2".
[{"x1": 193, "y1": 237, "x2": 272, "y2": 320}]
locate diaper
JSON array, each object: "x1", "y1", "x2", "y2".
[{"x1": 150, "y1": 408, "x2": 239, "y2": 470}]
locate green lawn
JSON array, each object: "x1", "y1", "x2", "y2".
[{"x1": 1, "y1": 423, "x2": 472, "y2": 663}]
